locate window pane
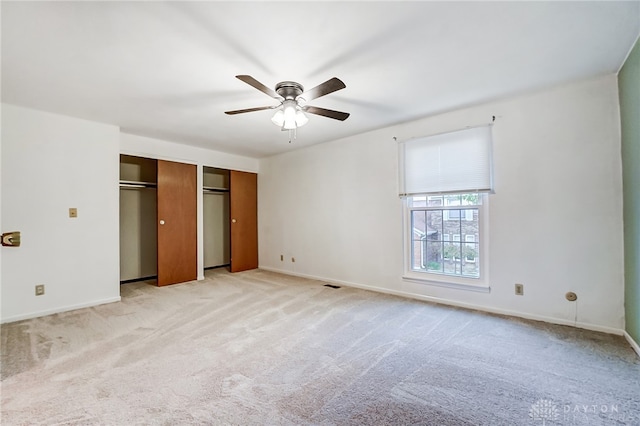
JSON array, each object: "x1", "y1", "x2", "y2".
[
  {"x1": 409, "y1": 196, "x2": 427, "y2": 208},
  {"x1": 445, "y1": 195, "x2": 461, "y2": 206},
  {"x1": 411, "y1": 211, "x2": 427, "y2": 241},
  {"x1": 444, "y1": 240, "x2": 458, "y2": 259},
  {"x1": 425, "y1": 241, "x2": 443, "y2": 272},
  {"x1": 447, "y1": 209, "x2": 462, "y2": 220},
  {"x1": 464, "y1": 242, "x2": 478, "y2": 262},
  {"x1": 444, "y1": 255, "x2": 461, "y2": 275},
  {"x1": 412, "y1": 241, "x2": 424, "y2": 271},
  {"x1": 427, "y1": 195, "x2": 443, "y2": 206},
  {"x1": 462, "y1": 245, "x2": 480, "y2": 277},
  {"x1": 461, "y1": 193, "x2": 481, "y2": 206},
  {"x1": 426, "y1": 210, "x2": 443, "y2": 240}
]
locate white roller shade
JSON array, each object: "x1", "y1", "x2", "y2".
[{"x1": 398, "y1": 124, "x2": 494, "y2": 196}]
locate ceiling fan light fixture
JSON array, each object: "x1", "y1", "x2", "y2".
[
  {"x1": 282, "y1": 101, "x2": 297, "y2": 129},
  {"x1": 295, "y1": 110, "x2": 309, "y2": 127},
  {"x1": 271, "y1": 109, "x2": 285, "y2": 127},
  {"x1": 272, "y1": 99, "x2": 308, "y2": 130}
]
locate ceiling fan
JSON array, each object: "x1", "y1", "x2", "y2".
[{"x1": 225, "y1": 75, "x2": 350, "y2": 130}]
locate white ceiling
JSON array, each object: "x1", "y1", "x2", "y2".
[{"x1": 2, "y1": 1, "x2": 639, "y2": 158}]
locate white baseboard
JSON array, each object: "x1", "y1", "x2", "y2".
[
  {"x1": 258, "y1": 266, "x2": 625, "y2": 336},
  {"x1": 624, "y1": 331, "x2": 640, "y2": 358},
  {"x1": 1, "y1": 296, "x2": 122, "y2": 324}
]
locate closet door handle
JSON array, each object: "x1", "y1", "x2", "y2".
[
  {"x1": 232, "y1": 219, "x2": 237, "y2": 223},
  {"x1": 159, "y1": 220, "x2": 165, "y2": 225}
]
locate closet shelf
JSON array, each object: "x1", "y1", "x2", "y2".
[
  {"x1": 120, "y1": 180, "x2": 157, "y2": 189},
  {"x1": 203, "y1": 186, "x2": 229, "y2": 193}
]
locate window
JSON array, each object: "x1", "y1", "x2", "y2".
[
  {"x1": 398, "y1": 124, "x2": 493, "y2": 290},
  {"x1": 408, "y1": 193, "x2": 483, "y2": 280}
]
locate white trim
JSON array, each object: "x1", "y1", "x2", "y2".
[
  {"x1": 258, "y1": 266, "x2": 624, "y2": 336},
  {"x1": 0, "y1": 296, "x2": 121, "y2": 324},
  {"x1": 624, "y1": 331, "x2": 640, "y2": 358},
  {"x1": 403, "y1": 270, "x2": 484, "y2": 287},
  {"x1": 402, "y1": 275, "x2": 490, "y2": 293}
]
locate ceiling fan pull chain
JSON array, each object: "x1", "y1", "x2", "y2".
[{"x1": 288, "y1": 128, "x2": 297, "y2": 144}]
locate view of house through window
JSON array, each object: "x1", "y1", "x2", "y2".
[{"x1": 409, "y1": 193, "x2": 481, "y2": 278}]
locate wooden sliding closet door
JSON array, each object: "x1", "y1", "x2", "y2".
[
  {"x1": 157, "y1": 160, "x2": 197, "y2": 286},
  {"x1": 230, "y1": 170, "x2": 258, "y2": 272}
]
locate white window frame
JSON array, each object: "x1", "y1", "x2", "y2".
[
  {"x1": 419, "y1": 234, "x2": 427, "y2": 269},
  {"x1": 402, "y1": 194, "x2": 490, "y2": 292}
]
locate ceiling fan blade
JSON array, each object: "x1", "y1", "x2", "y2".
[
  {"x1": 225, "y1": 106, "x2": 276, "y2": 115},
  {"x1": 303, "y1": 106, "x2": 350, "y2": 121},
  {"x1": 236, "y1": 75, "x2": 282, "y2": 99},
  {"x1": 301, "y1": 77, "x2": 346, "y2": 101}
]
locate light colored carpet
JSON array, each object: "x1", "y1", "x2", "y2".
[{"x1": 1, "y1": 269, "x2": 639, "y2": 425}]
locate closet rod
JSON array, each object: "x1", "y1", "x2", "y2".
[{"x1": 203, "y1": 187, "x2": 229, "y2": 193}]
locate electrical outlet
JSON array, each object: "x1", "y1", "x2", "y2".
[
  {"x1": 291, "y1": 257, "x2": 296, "y2": 263},
  {"x1": 69, "y1": 208, "x2": 78, "y2": 218},
  {"x1": 35, "y1": 284, "x2": 45, "y2": 296},
  {"x1": 280, "y1": 254, "x2": 284, "y2": 261},
  {"x1": 515, "y1": 283, "x2": 524, "y2": 296}
]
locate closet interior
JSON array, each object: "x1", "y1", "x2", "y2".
[
  {"x1": 203, "y1": 167, "x2": 231, "y2": 270},
  {"x1": 119, "y1": 155, "x2": 158, "y2": 283}
]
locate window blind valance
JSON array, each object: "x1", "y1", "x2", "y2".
[{"x1": 398, "y1": 124, "x2": 494, "y2": 197}]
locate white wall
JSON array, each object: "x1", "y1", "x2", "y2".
[
  {"x1": 1, "y1": 104, "x2": 121, "y2": 323},
  {"x1": 258, "y1": 75, "x2": 625, "y2": 333},
  {"x1": 120, "y1": 133, "x2": 259, "y2": 280}
]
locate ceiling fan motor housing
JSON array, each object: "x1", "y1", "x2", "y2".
[{"x1": 275, "y1": 81, "x2": 304, "y2": 100}]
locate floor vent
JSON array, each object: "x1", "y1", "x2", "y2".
[{"x1": 324, "y1": 284, "x2": 341, "y2": 289}]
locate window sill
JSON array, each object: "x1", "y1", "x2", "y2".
[{"x1": 402, "y1": 274, "x2": 491, "y2": 293}]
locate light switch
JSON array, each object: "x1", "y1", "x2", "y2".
[
  {"x1": 1, "y1": 231, "x2": 21, "y2": 247},
  {"x1": 69, "y1": 208, "x2": 78, "y2": 218}
]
